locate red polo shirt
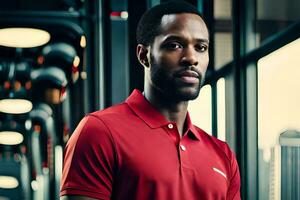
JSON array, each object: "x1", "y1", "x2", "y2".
[{"x1": 60, "y1": 89, "x2": 240, "y2": 200}]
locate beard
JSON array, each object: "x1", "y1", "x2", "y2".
[{"x1": 149, "y1": 56, "x2": 203, "y2": 102}]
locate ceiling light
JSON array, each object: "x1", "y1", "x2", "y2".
[
  {"x1": 120, "y1": 11, "x2": 128, "y2": 19},
  {"x1": 31, "y1": 180, "x2": 38, "y2": 191},
  {"x1": 0, "y1": 28, "x2": 50, "y2": 48},
  {"x1": 80, "y1": 71, "x2": 87, "y2": 80},
  {"x1": 25, "y1": 120, "x2": 32, "y2": 130},
  {"x1": 80, "y1": 35, "x2": 86, "y2": 48},
  {"x1": 0, "y1": 176, "x2": 19, "y2": 189},
  {"x1": 0, "y1": 99, "x2": 33, "y2": 114},
  {"x1": 110, "y1": 11, "x2": 128, "y2": 19},
  {"x1": 0, "y1": 131, "x2": 24, "y2": 145},
  {"x1": 73, "y1": 56, "x2": 80, "y2": 67}
]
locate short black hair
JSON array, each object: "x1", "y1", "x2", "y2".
[{"x1": 136, "y1": 0, "x2": 204, "y2": 46}]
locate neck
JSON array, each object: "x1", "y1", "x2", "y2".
[{"x1": 144, "y1": 87, "x2": 189, "y2": 137}]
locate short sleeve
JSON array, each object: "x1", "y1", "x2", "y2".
[
  {"x1": 60, "y1": 114, "x2": 117, "y2": 200},
  {"x1": 226, "y1": 148, "x2": 241, "y2": 200}
]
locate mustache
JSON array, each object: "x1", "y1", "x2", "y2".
[{"x1": 174, "y1": 66, "x2": 202, "y2": 79}]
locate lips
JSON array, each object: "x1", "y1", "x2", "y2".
[
  {"x1": 177, "y1": 70, "x2": 199, "y2": 78},
  {"x1": 175, "y1": 70, "x2": 200, "y2": 84}
]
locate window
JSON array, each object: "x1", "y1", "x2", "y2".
[
  {"x1": 217, "y1": 78, "x2": 225, "y2": 141},
  {"x1": 256, "y1": 0, "x2": 300, "y2": 44},
  {"x1": 188, "y1": 84, "x2": 212, "y2": 135},
  {"x1": 214, "y1": 0, "x2": 233, "y2": 70},
  {"x1": 258, "y1": 38, "x2": 300, "y2": 199}
]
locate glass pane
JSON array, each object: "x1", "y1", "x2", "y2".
[
  {"x1": 257, "y1": 0, "x2": 300, "y2": 44},
  {"x1": 188, "y1": 84, "x2": 212, "y2": 135},
  {"x1": 214, "y1": 33, "x2": 233, "y2": 69},
  {"x1": 258, "y1": 38, "x2": 300, "y2": 200},
  {"x1": 217, "y1": 78, "x2": 225, "y2": 141},
  {"x1": 214, "y1": 0, "x2": 233, "y2": 70},
  {"x1": 214, "y1": 0, "x2": 231, "y2": 19}
]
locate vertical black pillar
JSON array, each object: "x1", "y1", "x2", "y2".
[
  {"x1": 102, "y1": 0, "x2": 112, "y2": 107},
  {"x1": 232, "y1": 0, "x2": 247, "y2": 199},
  {"x1": 128, "y1": 0, "x2": 147, "y2": 92},
  {"x1": 202, "y1": 0, "x2": 217, "y2": 137}
]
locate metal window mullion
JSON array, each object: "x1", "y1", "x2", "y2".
[
  {"x1": 201, "y1": 0, "x2": 217, "y2": 137},
  {"x1": 96, "y1": 0, "x2": 106, "y2": 110},
  {"x1": 244, "y1": 0, "x2": 259, "y2": 199},
  {"x1": 211, "y1": 82, "x2": 218, "y2": 138},
  {"x1": 103, "y1": 0, "x2": 112, "y2": 107},
  {"x1": 232, "y1": 0, "x2": 247, "y2": 199}
]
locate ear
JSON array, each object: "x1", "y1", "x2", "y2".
[{"x1": 136, "y1": 44, "x2": 150, "y2": 68}]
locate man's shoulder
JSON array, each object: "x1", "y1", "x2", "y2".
[
  {"x1": 90, "y1": 102, "x2": 131, "y2": 118},
  {"x1": 67, "y1": 103, "x2": 132, "y2": 147},
  {"x1": 86, "y1": 102, "x2": 136, "y2": 126}
]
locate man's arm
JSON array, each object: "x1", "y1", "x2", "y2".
[
  {"x1": 226, "y1": 148, "x2": 241, "y2": 200},
  {"x1": 60, "y1": 115, "x2": 116, "y2": 199}
]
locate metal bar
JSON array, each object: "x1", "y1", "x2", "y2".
[
  {"x1": 103, "y1": 0, "x2": 112, "y2": 107},
  {"x1": 202, "y1": 0, "x2": 217, "y2": 139},
  {"x1": 232, "y1": 0, "x2": 247, "y2": 198},
  {"x1": 96, "y1": 0, "x2": 106, "y2": 110}
]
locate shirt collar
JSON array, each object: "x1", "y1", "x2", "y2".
[
  {"x1": 126, "y1": 89, "x2": 200, "y2": 140},
  {"x1": 185, "y1": 112, "x2": 201, "y2": 140}
]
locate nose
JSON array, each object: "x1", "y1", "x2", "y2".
[{"x1": 180, "y1": 46, "x2": 198, "y2": 67}]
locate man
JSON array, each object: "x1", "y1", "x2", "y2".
[{"x1": 60, "y1": 1, "x2": 241, "y2": 200}]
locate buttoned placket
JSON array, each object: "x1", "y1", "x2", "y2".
[{"x1": 165, "y1": 123, "x2": 190, "y2": 169}]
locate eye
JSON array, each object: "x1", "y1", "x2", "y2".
[
  {"x1": 162, "y1": 42, "x2": 183, "y2": 50},
  {"x1": 195, "y1": 44, "x2": 208, "y2": 52}
]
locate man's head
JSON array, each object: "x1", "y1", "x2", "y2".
[
  {"x1": 136, "y1": 1, "x2": 209, "y2": 102},
  {"x1": 136, "y1": 1, "x2": 204, "y2": 46}
]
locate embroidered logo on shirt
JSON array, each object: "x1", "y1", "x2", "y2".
[{"x1": 212, "y1": 167, "x2": 227, "y2": 179}]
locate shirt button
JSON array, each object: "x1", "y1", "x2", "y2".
[
  {"x1": 168, "y1": 124, "x2": 173, "y2": 129},
  {"x1": 180, "y1": 144, "x2": 186, "y2": 151}
]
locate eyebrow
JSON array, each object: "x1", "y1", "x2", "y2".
[{"x1": 162, "y1": 35, "x2": 209, "y2": 44}]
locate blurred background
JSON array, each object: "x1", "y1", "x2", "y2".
[{"x1": 0, "y1": 0, "x2": 299, "y2": 199}]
